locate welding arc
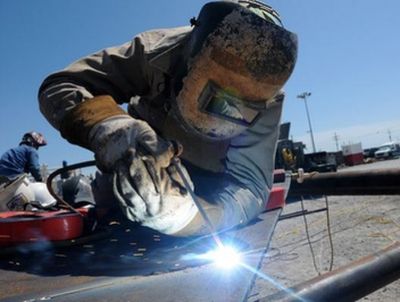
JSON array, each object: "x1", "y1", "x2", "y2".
[{"x1": 172, "y1": 159, "x2": 224, "y2": 248}]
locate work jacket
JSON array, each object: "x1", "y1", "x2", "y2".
[
  {"x1": 0, "y1": 144, "x2": 42, "y2": 181},
  {"x1": 39, "y1": 26, "x2": 283, "y2": 228}
]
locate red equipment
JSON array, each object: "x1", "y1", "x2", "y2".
[{"x1": 0, "y1": 209, "x2": 86, "y2": 247}]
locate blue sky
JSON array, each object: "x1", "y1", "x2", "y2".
[{"x1": 1, "y1": 0, "x2": 400, "y2": 169}]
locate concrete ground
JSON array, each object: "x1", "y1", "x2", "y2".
[{"x1": 249, "y1": 158, "x2": 400, "y2": 301}]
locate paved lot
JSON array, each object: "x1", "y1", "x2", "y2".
[{"x1": 249, "y1": 158, "x2": 400, "y2": 301}]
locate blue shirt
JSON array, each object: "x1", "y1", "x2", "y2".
[{"x1": 0, "y1": 144, "x2": 42, "y2": 181}]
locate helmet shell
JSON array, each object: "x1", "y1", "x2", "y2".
[
  {"x1": 21, "y1": 132, "x2": 47, "y2": 148},
  {"x1": 172, "y1": 1, "x2": 297, "y2": 140}
]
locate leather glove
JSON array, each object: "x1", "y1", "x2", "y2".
[
  {"x1": 58, "y1": 95, "x2": 174, "y2": 173},
  {"x1": 112, "y1": 150, "x2": 199, "y2": 235},
  {"x1": 88, "y1": 115, "x2": 175, "y2": 173}
]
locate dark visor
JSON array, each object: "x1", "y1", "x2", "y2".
[{"x1": 199, "y1": 81, "x2": 264, "y2": 126}]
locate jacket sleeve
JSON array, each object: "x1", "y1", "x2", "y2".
[
  {"x1": 38, "y1": 27, "x2": 192, "y2": 149},
  {"x1": 174, "y1": 96, "x2": 284, "y2": 236},
  {"x1": 26, "y1": 149, "x2": 42, "y2": 182},
  {"x1": 38, "y1": 37, "x2": 151, "y2": 134},
  {"x1": 222, "y1": 98, "x2": 283, "y2": 220}
]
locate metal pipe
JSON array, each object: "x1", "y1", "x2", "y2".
[
  {"x1": 289, "y1": 168, "x2": 400, "y2": 196},
  {"x1": 260, "y1": 242, "x2": 400, "y2": 302}
]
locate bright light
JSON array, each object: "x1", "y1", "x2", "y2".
[
  {"x1": 181, "y1": 244, "x2": 242, "y2": 269},
  {"x1": 207, "y1": 245, "x2": 241, "y2": 269}
]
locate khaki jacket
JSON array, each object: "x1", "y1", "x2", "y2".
[{"x1": 39, "y1": 26, "x2": 283, "y2": 230}]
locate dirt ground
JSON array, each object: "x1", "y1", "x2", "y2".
[{"x1": 249, "y1": 158, "x2": 400, "y2": 301}]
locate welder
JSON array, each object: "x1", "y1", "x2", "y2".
[
  {"x1": 38, "y1": 0, "x2": 297, "y2": 236},
  {"x1": 0, "y1": 132, "x2": 56, "y2": 211},
  {"x1": 0, "y1": 132, "x2": 47, "y2": 183}
]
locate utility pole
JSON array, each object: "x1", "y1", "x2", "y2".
[
  {"x1": 388, "y1": 129, "x2": 393, "y2": 142},
  {"x1": 333, "y1": 132, "x2": 340, "y2": 151},
  {"x1": 297, "y1": 92, "x2": 316, "y2": 153}
]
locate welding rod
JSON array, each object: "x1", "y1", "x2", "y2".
[{"x1": 173, "y1": 158, "x2": 224, "y2": 248}]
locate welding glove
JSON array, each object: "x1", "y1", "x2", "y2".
[
  {"x1": 57, "y1": 96, "x2": 225, "y2": 235},
  {"x1": 59, "y1": 95, "x2": 175, "y2": 173},
  {"x1": 88, "y1": 115, "x2": 175, "y2": 173},
  {"x1": 113, "y1": 151, "x2": 199, "y2": 235}
]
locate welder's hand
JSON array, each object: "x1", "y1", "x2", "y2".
[
  {"x1": 112, "y1": 152, "x2": 198, "y2": 235},
  {"x1": 88, "y1": 115, "x2": 175, "y2": 173}
]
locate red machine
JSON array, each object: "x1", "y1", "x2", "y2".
[{"x1": 0, "y1": 209, "x2": 87, "y2": 247}]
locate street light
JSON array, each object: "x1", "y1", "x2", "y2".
[{"x1": 297, "y1": 92, "x2": 316, "y2": 153}]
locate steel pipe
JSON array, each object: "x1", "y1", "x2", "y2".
[
  {"x1": 288, "y1": 168, "x2": 400, "y2": 197},
  {"x1": 260, "y1": 242, "x2": 400, "y2": 302}
]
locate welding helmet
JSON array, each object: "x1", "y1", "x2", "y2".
[
  {"x1": 20, "y1": 131, "x2": 47, "y2": 149},
  {"x1": 171, "y1": 0, "x2": 297, "y2": 140}
]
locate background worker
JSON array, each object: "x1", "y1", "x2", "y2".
[
  {"x1": 0, "y1": 132, "x2": 47, "y2": 183},
  {"x1": 0, "y1": 132, "x2": 54, "y2": 211},
  {"x1": 38, "y1": 0, "x2": 297, "y2": 236}
]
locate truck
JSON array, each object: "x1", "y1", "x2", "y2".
[
  {"x1": 275, "y1": 139, "x2": 338, "y2": 173},
  {"x1": 274, "y1": 123, "x2": 338, "y2": 173},
  {"x1": 374, "y1": 142, "x2": 400, "y2": 159}
]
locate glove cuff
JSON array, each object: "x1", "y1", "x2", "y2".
[
  {"x1": 170, "y1": 200, "x2": 224, "y2": 237},
  {"x1": 59, "y1": 95, "x2": 128, "y2": 148}
]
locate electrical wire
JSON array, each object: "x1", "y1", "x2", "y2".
[
  {"x1": 300, "y1": 195, "x2": 335, "y2": 275},
  {"x1": 300, "y1": 196, "x2": 321, "y2": 275},
  {"x1": 324, "y1": 195, "x2": 335, "y2": 271}
]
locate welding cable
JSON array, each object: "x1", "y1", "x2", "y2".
[
  {"x1": 301, "y1": 194, "x2": 335, "y2": 272},
  {"x1": 300, "y1": 195, "x2": 321, "y2": 275},
  {"x1": 46, "y1": 160, "x2": 96, "y2": 216},
  {"x1": 324, "y1": 195, "x2": 335, "y2": 271},
  {"x1": 300, "y1": 195, "x2": 335, "y2": 275}
]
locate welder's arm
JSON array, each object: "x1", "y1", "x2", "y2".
[
  {"x1": 38, "y1": 38, "x2": 150, "y2": 149},
  {"x1": 38, "y1": 36, "x2": 176, "y2": 173},
  {"x1": 172, "y1": 180, "x2": 258, "y2": 237},
  {"x1": 111, "y1": 97, "x2": 283, "y2": 237},
  {"x1": 174, "y1": 96, "x2": 284, "y2": 236},
  {"x1": 27, "y1": 150, "x2": 43, "y2": 182},
  {"x1": 38, "y1": 26, "x2": 192, "y2": 146}
]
